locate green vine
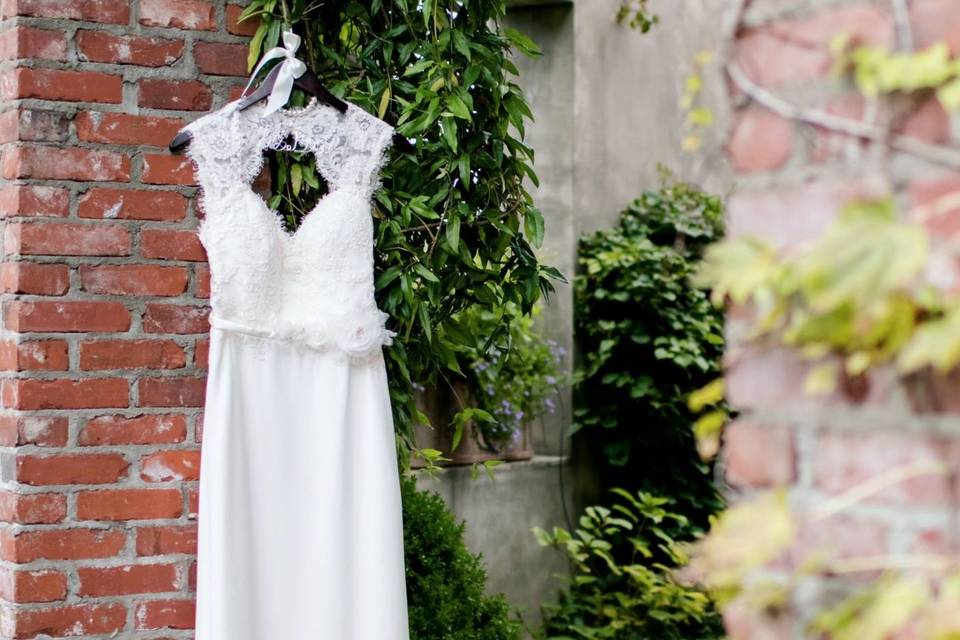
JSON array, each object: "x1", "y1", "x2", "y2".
[{"x1": 238, "y1": 0, "x2": 563, "y2": 472}]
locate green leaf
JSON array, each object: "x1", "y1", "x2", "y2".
[
  {"x1": 504, "y1": 26, "x2": 542, "y2": 58},
  {"x1": 445, "y1": 212, "x2": 460, "y2": 251},
  {"x1": 524, "y1": 207, "x2": 545, "y2": 248},
  {"x1": 446, "y1": 94, "x2": 471, "y2": 120}
]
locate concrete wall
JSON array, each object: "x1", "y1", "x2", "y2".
[{"x1": 414, "y1": 0, "x2": 733, "y2": 633}]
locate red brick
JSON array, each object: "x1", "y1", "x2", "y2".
[
  {"x1": 0, "y1": 567, "x2": 68, "y2": 603},
  {"x1": 76, "y1": 30, "x2": 184, "y2": 67},
  {"x1": 0, "y1": 25, "x2": 67, "y2": 61},
  {"x1": 0, "y1": 490, "x2": 66, "y2": 524},
  {"x1": 811, "y1": 94, "x2": 870, "y2": 162},
  {"x1": 16, "y1": 453, "x2": 129, "y2": 485},
  {"x1": 0, "y1": 338, "x2": 69, "y2": 370},
  {"x1": 1, "y1": 0, "x2": 129, "y2": 24},
  {"x1": 5, "y1": 221, "x2": 131, "y2": 256},
  {"x1": 4, "y1": 300, "x2": 131, "y2": 332},
  {"x1": 194, "y1": 338, "x2": 209, "y2": 368},
  {"x1": 78, "y1": 187, "x2": 187, "y2": 221},
  {"x1": 910, "y1": 172, "x2": 960, "y2": 239},
  {"x1": 76, "y1": 488, "x2": 183, "y2": 521},
  {"x1": 735, "y1": 5, "x2": 893, "y2": 88},
  {"x1": 142, "y1": 303, "x2": 209, "y2": 334},
  {"x1": 226, "y1": 4, "x2": 260, "y2": 36},
  {"x1": 13, "y1": 602, "x2": 126, "y2": 637},
  {"x1": 142, "y1": 153, "x2": 197, "y2": 186},
  {"x1": 141, "y1": 228, "x2": 206, "y2": 261},
  {"x1": 134, "y1": 598, "x2": 195, "y2": 630},
  {"x1": 194, "y1": 41, "x2": 249, "y2": 76},
  {"x1": 813, "y1": 432, "x2": 954, "y2": 506},
  {"x1": 195, "y1": 264, "x2": 210, "y2": 298},
  {"x1": 0, "y1": 184, "x2": 69, "y2": 218},
  {"x1": 1, "y1": 145, "x2": 130, "y2": 181},
  {"x1": 911, "y1": 0, "x2": 960, "y2": 55},
  {"x1": 138, "y1": 376, "x2": 206, "y2": 407},
  {"x1": 3, "y1": 377, "x2": 128, "y2": 410},
  {"x1": 75, "y1": 111, "x2": 184, "y2": 147},
  {"x1": 81, "y1": 338, "x2": 186, "y2": 370},
  {"x1": 728, "y1": 176, "x2": 891, "y2": 249},
  {"x1": 895, "y1": 96, "x2": 951, "y2": 144},
  {"x1": 136, "y1": 524, "x2": 197, "y2": 556},
  {"x1": 0, "y1": 108, "x2": 70, "y2": 143},
  {"x1": 138, "y1": 78, "x2": 212, "y2": 111},
  {"x1": 0, "y1": 262, "x2": 69, "y2": 295},
  {"x1": 140, "y1": 449, "x2": 200, "y2": 482},
  {"x1": 723, "y1": 421, "x2": 796, "y2": 488},
  {"x1": 80, "y1": 413, "x2": 187, "y2": 446},
  {"x1": 727, "y1": 107, "x2": 794, "y2": 173},
  {"x1": 789, "y1": 514, "x2": 889, "y2": 568},
  {"x1": 78, "y1": 563, "x2": 179, "y2": 596},
  {"x1": 7, "y1": 528, "x2": 126, "y2": 562},
  {"x1": 79, "y1": 264, "x2": 188, "y2": 296},
  {"x1": 140, "y1": 0, "x2": 215, "y2": 30},
  {"x1": 4, "y1": 67, "x2": 122, "y2": 103},
  {"x1": 0, "y1": 415, "x2": 68, "y2": 447}
]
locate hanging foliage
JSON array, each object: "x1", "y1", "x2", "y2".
[{"x1": 238, "y1": 0, "x2": 562, "y2": 470}]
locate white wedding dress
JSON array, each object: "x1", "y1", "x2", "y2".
[{"x1": 182, "y1": 96, "x2": 410, "y2": 639}]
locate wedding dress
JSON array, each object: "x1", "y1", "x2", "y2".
[{"x1": 182, "y1": 95, "x2": 410, "y2": 639}]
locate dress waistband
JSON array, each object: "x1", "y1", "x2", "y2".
[{"x1": 208, "y1": 312, "x2": 394, "y2": 359}]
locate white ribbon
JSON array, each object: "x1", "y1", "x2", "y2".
[{"x1": 241, "y1": 30, "x2": 307, "y2": 117}]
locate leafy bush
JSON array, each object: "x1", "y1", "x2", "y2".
[
  {"x1": 533, "y1": 488, "x2": 724, "y2": 640},
  {"x1": 240, "y1": 0, "x2": 563, "y2": 470},
  {"x1": 573, "y1": 177, "x2": 726, "y2": 521},
  {"x1": 401, "y1": 474, "x2": 523, "y2": 640}
]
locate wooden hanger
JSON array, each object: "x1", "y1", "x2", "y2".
[{"x1": 168, "y1": 62, "x2": 415, "y2": 154}]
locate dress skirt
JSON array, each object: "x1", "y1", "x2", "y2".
[{"x1": 194, "y1": 326, "x2": 410, "y2": 639}]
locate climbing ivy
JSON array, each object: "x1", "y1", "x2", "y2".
[{"x1": 238, "y1": 0, "x2": 562, "y2": 471}]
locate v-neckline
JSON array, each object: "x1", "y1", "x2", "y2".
[{"x1": 243, "y1": 183, "x2": 340, "y2": 243}]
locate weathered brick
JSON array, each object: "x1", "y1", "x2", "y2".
[
  {"x1": 76, "y1": 30, "x2": 184, "y2": 67},
  {"x1": 78, "y1": 563, "x2": 179, "y2": 596},
  {"x1": 5, "y1": 527, "x2": 126, "y2": 562},
  {"x1": 81, "y1": 339, "x2": 186, "y2": 370},
  {"x1": 3, "y1": 68, "x2": 122, "y2": 103},
  {"x1": 0, "y1": 415, "x2": 68, "y2": 447},
  {"x1": 142, "y1": 303, "x2": 209, "y2": 334},
  {"x1": 0, "y1": 262, "x2": 70, "y2": 295},
  {"x1": 80, "y1": 413, "x2": 187, "y2": 446},
  {"x1": 75, "y1": 111, "x2": 184, "y2": 147},
  {"x1": 138, "y1": 376, "x2": 206, "y2": 407},
  {"x1": 13, "y1": 602, "x2": 127, "y2": 637},
  {"x1": 141, "y1": 228, "x2": 206, "y2": 261},
  {"x1": 194, "y1": 41, "x2": 249, "y2": 76},
  {"x1": 78, "y1": 187, "x2": 187, "y2": 221},
  {"x1": 4, "y1": 300, "x2": 131, "y2": 332},
  {"x1": 141, "y1": 153, "x2": 197, "y2": 185},
  {"x1": 0, "y1": 567, "x2": 68, "y2": 603},
  {"x1": 0, "y1": 108, "x2": 70, "y2": 143},
  {"x1": 0, "y1": 184, "x2": 69, "y2": 218},
  {"x1": 226, "y1": 4, "x2": 260, "y2": 36},
  {"x1": 0, "y1": 490, "x2": 67, "y2": 524},
  {"x1": 1, "y1": 145, "x2": 130, "y2": 182},
  {"x1": 0, "y1": 0, "x2": 130, "y2": 24},
  {"x1": 5, "y1": 221, "x2": 130, "y2": 256},
  {"x1": 0, "y1": 338, "x2": 69, "y2": 370},
  {"x1": 79, "y1": 264, "x2": 188, "y2": 296},
  {"x1": 0, "y1": 26, "x2": 67, "y2": 61},
  {"x1": 140, "y1": 0, "x2": 215, "y2": 30},
  {"x1": 911, "y1": 0, "x2": 960, "y2": 54},
  {"x1": 134, "y1": 598, "x2": 195, "y2": 630},
  {"x1": 76, "y1": 488, "x2": 183, "y2": 521},
  {"x1": 2, "y1": 377, "x2": 129, "y2": 410},
  {"x1": 15, "y1": 453, "x2": 130, "y2": 485},
  {"x1": 136, "y1": 524, "x2": 197, "y2": 556},
  {"x1": 138, "y1": 78, "x2": 212, "y2": 111},
  {"x1": 140, "y1": 449, "x2": 201, "y2": 481}
]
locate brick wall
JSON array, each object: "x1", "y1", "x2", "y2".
[
  {"x1": 0, "y1": 1, "x2": 252, "y2": 637},
  {"x1": 720, "y1": 0, "x2": 960, "y2": 636}
]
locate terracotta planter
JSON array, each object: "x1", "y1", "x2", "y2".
[{"x1": 409, "y1": 380, "x2": 534, "y2": 467}]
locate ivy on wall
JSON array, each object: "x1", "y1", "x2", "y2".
[{"x1": 239, "y1": 0, "x2": 562, "y2": 470}]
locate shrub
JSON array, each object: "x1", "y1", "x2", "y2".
[
  {"x1": 402, "y1": 473, "x2": 523, "y2": 640},
  {"x1": 533, "y1": 488, "x2": 724, "y2": 640},
  {"x1": 573, "y1": 175, "x2": 726, "y2": 523}
]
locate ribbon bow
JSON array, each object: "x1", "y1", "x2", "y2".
[{"x1": 241, "y1": 30, "x2": 307, "y2": 117}]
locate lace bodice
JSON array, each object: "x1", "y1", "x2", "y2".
[{"x1": 182, "y1": 97, "x2": 396, "y2": 361}]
